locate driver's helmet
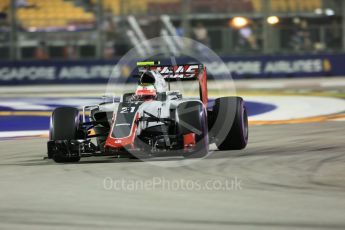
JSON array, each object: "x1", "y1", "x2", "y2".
[{"x1": 135, "y1": 71, "x2": 157, "y2": 100}]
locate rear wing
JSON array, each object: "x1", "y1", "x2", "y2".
[
  {"x1": 137, "y1": 62, "x2": 208, "y2": 106},
  {"x1": 138, "y1": 63, "x2": 201, "y2": 80}
]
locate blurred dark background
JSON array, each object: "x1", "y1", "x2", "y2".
[{"x1": 0, "y1": 0, "x2": 343, "y2": 60}]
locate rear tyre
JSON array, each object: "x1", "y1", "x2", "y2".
[
  {"x1": 177, "y1": 101, "x2": 209, "y2": 158},
  {"x1": 210, "y1": 97, "x2": 248, "y2": 150},
  {"x1": 49, "y1": 107, "x2": 81, "y2": 163}
]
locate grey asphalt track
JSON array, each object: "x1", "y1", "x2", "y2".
[{"x1": 0, "y1": 122, "x2": 344, "y2": 230}]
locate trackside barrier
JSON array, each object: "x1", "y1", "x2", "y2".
[{"x1": 0, "y1": 54, "x2": 344, "y2": 85}]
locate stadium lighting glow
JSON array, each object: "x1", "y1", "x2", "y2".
[
  {"x1": 314, "y1": 8, "x2": 335, "y2": 16},
  {"x1": 267, "y1": 16, "x2": 280, "y2": 25},
  {"x1": 293, "y1": 17, "x2": 301, "y2": 24},
  {"x1": 325, "y1": 8, "x2": 335, "y2": 16},
  {"x1": 28, "y1": 27, "x2": 37, "y2": 32},
  {"x1": 230, "y1": 17, "x2": 249, "y2": 28},
  {"x1": 67, "y1": 25, "x2": 76, "y2": 31},
  {"x1": 314, "y1": 8, "x2": 323, "y2": 14}
]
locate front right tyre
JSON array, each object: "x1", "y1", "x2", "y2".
[
  {"x1": 177, "y1": 101, "x2": 209, "y2": 158},
  {"x1": 48, "y1": 107, "x2": 82, "y2": 163}
]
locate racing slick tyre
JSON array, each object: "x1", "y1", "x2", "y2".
[
  {"x1": 49, "y1": 107, "x2": 82, "y2": 163},
  {"x1": 209, "y1": 97, "x2": 248, "y2": 150},
  {"x1": 177, "y1": 101, "x2": 209, "y2": 158}
]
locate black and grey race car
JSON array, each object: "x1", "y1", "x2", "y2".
[{"x1": 47, "y1": 62, "x2": 248, "y2": 162}]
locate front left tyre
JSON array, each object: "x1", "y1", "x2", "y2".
[{"x1": 208, "y1": 97, "x2": 248, "y2": 150}]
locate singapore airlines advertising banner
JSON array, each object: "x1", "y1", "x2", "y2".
[{"x1": 0, "y1": 54, "x2": 342, "y2": 84}]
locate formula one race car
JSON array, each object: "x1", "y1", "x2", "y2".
[{"x1": 47, "y1": 61, "x2": 248, "y2": 162}]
